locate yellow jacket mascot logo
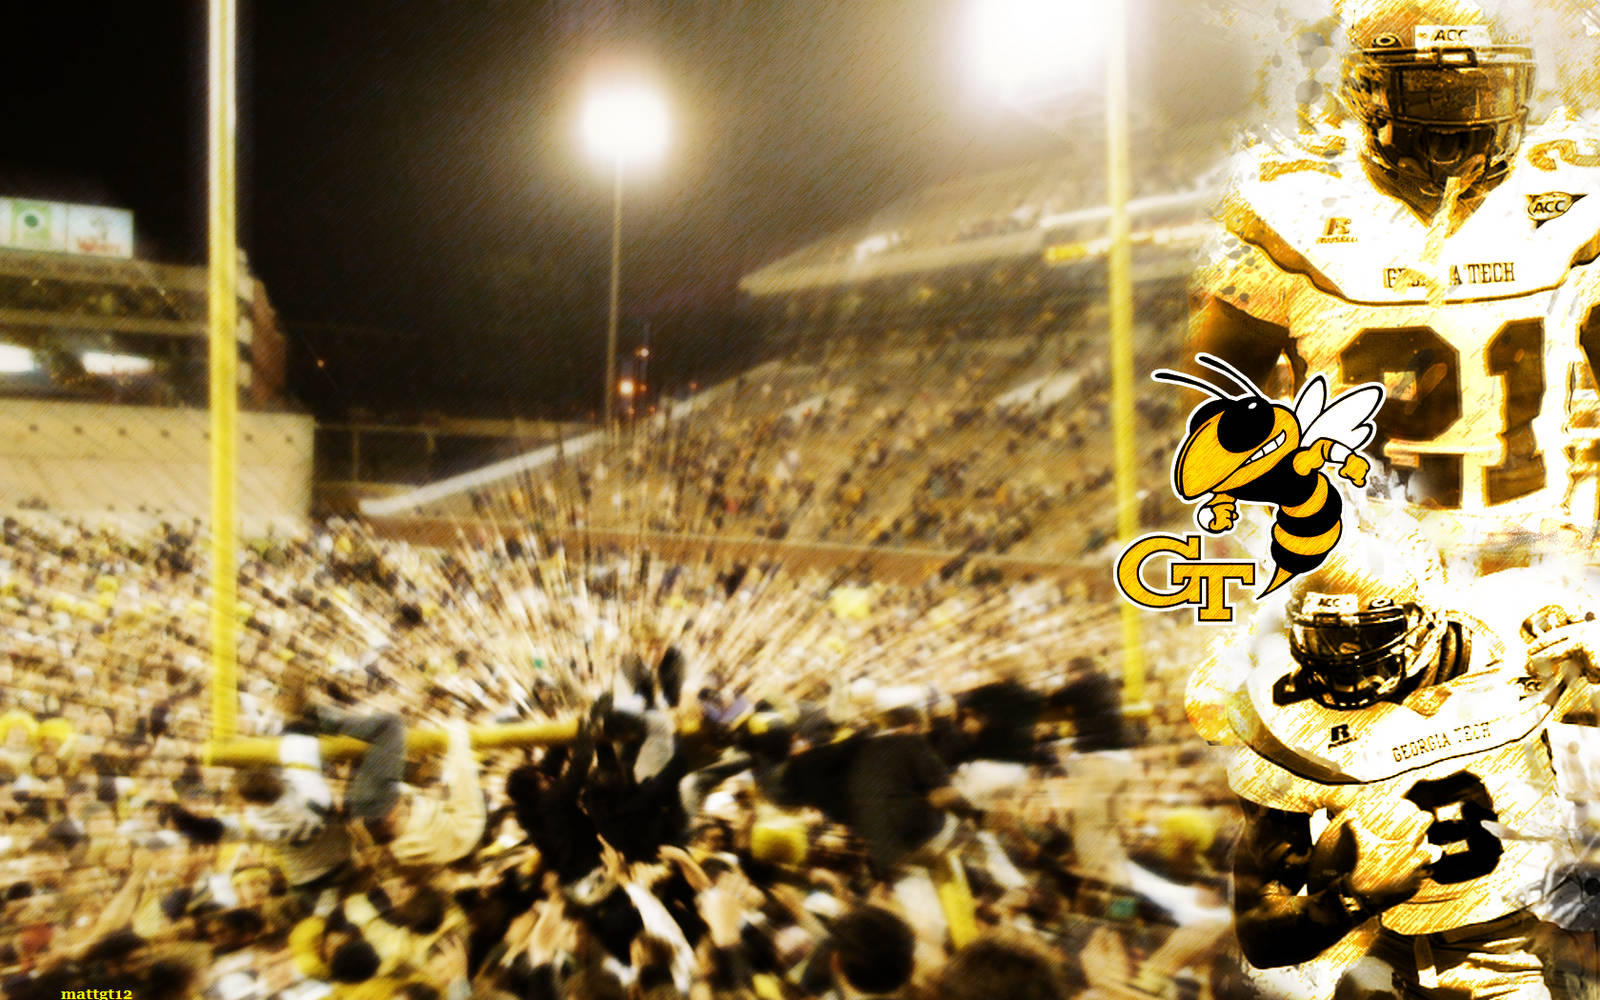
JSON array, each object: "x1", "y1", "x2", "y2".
[{"x1": 1116, "y1": 354, "x2": 1383, "y2": 622}]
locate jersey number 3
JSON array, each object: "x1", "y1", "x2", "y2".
[
  {"x1": 1404, "y1": 772, "x2": 1504, "y2": 885},
  {"x1": 1340, "y1": 321, "x2": 1545, "y2": 507}
]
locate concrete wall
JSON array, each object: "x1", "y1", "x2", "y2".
[{"x1": 0, "y1": 400, "x2": 312, "y2": 531}]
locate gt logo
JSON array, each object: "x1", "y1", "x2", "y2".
[
  {"x1": 1114, "y1": 533, "x2": 1256, "y2": 623},
  {"x1": 1260, "y1": 158, "x2": 1340, "y2": 182},
  {"x1": 1529, "y1": 139, "x2": 1600, "y2": 171}
]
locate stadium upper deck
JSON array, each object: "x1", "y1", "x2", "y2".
[
  {"x1": 739, "y1": 123, "x2": 1224, "y2": 299},
  {"x1": 371, "y1": 138, "x2": 1228, "y2": 556},
  {"x1": 0, "y1": 211, "x2": 311, "y2": 527},
  {"x1": 0, "y1": 243, "x2": 286, "y2": 410}
]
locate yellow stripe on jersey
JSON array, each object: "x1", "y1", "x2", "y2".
[{"x1": 1571, "y1": 225, "x2": 1600, "y2": 268}]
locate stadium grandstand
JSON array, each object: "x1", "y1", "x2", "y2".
[
  {"x1": 0, "y1": 199, "x2": 310, "y2": 529},
  {"x1": 29, "y1": 0, "x2": 1600, "y2": 994},
  {"x1": 362, "y1": 134, "x2": 1227, "y2": 571},
  {"x1": 0, "y1": 117, "x2": 1268, "y2": 996}
]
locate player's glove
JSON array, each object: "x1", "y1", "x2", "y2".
[
  {"x1": 1524, "y1": 606, "x2": 1600, "y2": 683},
  {"x1": 1311, "y1": 797, "x2": 1437, "y2": 918}
]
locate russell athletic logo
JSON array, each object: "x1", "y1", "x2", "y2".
[
  {"x1": 1317, "y1": 217, "x2": 1356, "y2": 243},
  {"x1": 1114, "y1": 355, "x2": 1383, "y2": 623}
]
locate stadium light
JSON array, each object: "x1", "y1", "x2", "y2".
[
  {"x1": 970, "y1": 0, "x2": 1110, "y2": 105},
  {"x1": 0, "y1": 346, "x2": 35, "y2": 373},
  {"x1": 581, "y1": 80, "x2": 670, "y2": 171},
  {"x1": 83, "y1": 351, "x2": 155, "y2": 377},
  {"x1": 581, "y1": 75, "x2": 670, "y2": 431},
  {"x1": 970, "y1": 0, "x2": 1148, "y2": 717}
]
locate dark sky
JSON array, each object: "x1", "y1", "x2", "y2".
[{"x1": 0, "y1": 1, "x2": 1254, "y2": 419}]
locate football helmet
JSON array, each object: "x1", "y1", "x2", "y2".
[
  {"x1": 1340, "y1": 1, "x2": 1534, "y2": 209},
  {"x1": 1286, "y1": 559, "x2": 1443, "y2": 708}
]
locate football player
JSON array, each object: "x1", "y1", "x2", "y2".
[
  {"x1": 1190, "y1": 0, "x2": 1600, "y2": 542},
  {"x1": 1227, "y1": 553, "x2": 1600, "y2": 998}
]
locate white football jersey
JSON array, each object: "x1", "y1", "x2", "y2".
[
  {"x1": 1226, "y1": 620, "x2": 1573, "y2": 936},
  {"x1": 1197, "y1": 114, "x2": 1600, "y2": 521}
]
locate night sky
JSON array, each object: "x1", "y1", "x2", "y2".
[{"x1": 0, "y1": 1, "x2": 1260, "y2": 420}]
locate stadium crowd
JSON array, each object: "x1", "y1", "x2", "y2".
[
  {"x1": 459, "y1": 321, "x2": 1189, "y2": 564},
  {"x1": 0, "y1": 512, "x2": 1241, "y2": 999}
]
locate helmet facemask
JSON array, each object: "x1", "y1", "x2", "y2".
[
  {"x1": 1289, "y1": 593, "x2": 1438, "y2": 708},
  {"x1": 1342, "y1": 33, "x2": 1535, "y2": 213}
]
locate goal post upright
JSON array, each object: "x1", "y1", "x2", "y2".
[{"x1": 208, "y1": 0, "x2": 240, "y2": 743}]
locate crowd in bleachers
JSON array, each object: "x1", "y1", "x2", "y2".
[
  {"x1": 0, "y1": 510, "x2": 1243, "y2": 999},
  {"x1": 456, "y1": 322, "x2": 1189, "y2": 565},
  {"x1": 0, "y1": 220, "x2": 1264, "y2": 998}
]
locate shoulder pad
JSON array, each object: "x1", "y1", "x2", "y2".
[
  {"x1": 1212, "y1": 133, "x2": 1366, "y2": 302},
  {"x1": 1512, "y1": 115, "x2": 1600, "y2": 268},
  {"x1": 1523, "y1": 113, "x2": 1600, "y2": 175},
  {"x1": 1230, "y1": 642, "x2": 1562, "y2": 788},
  {"x1": 1225, "y1": 743, "x2": 1324, "y2": 812}
]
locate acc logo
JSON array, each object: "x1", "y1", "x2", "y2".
[
  {"x1": 1413, "y1": 24, "x2": 1492, "y2": 48},
  {"x1": 1113, "y1": 354, "x2": 1384, "y2": 624},
  {"x1": 1513, "y1": 674, "x2": 1545, "y2": 699},
  {"x1": 1528, "y1": 191, "x2": 1585, "y2": 228}
]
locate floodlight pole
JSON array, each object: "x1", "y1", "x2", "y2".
[
  {"x1": 208, "y1": 0, "x2": 240, "y2": 742},
  {"x1": 1104, "y1": 3, "x2": 1147, "y2": 716},
  {"x1": 604, "y1": 160, "x2": 622, "y2": 432}
]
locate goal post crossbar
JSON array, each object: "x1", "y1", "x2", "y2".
[{"x1": 201, "y1": 717, "x2": 580, "y2": 767}]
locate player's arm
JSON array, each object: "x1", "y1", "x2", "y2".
[
  {"x1": 1232, "y1": 798, "x2": 1357, "y2": 967},
  {"x1": 1187, "y1": 294, "x2": 1293, "y2": 387},
  {"x1": 1235, "y1": 793, "x2": 1436, "y2": 968},
  {"x1": 1232, "y1": 797, "x2": 1420, "y2": 968},
  {"x1": 1525, "y1": 607, "x2": 1600, "y2": 685}
]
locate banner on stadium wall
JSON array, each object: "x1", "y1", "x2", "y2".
[{"x1": 0, "y1": 199, "x2": 134, "y2": 258}]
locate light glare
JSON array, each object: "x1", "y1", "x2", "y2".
[
  {"x1": 0, "y1": 346, "x2": 34, "y2": 374},
  {"x1": 581, "y1": 79, "x2": 671, "y2": 170},
  {"x1": 971, "y1": 0, "x2": 1109, "y2": 100},
  {"x1": 83, "y1": 351, "x2": 155, "y2": 376}
]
